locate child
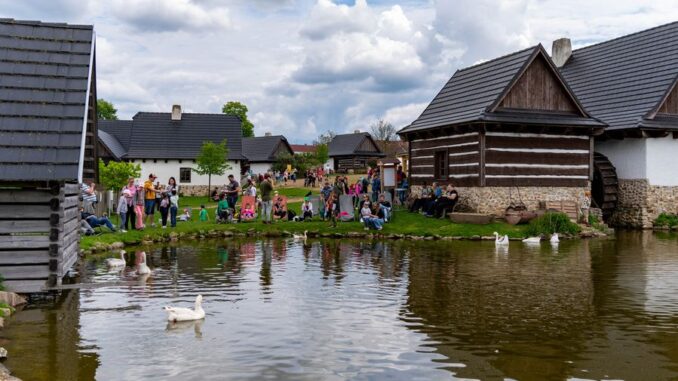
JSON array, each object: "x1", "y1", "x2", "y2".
[
  {"x1": 326, "y1": 193, "x2": 338, "y2": 228},
  {"x1": 134, "y1": 182, "x2": 145, "y2": 230},
  {"x1": 159, "y1": 194, "x2": 170, "y2": 228},
  {"x1": 199, "y1": 205, "x2": 209, "y2": 222},
  {"x1": 169, "y1": 190, "x2": 179, "y2": 228},
  {"x1": 117, "y1": 189, "x2": 130, "y2": 233},
  {"x1": 217, "y1": 194, "x2": 231, "y2": 223},
  {"x1": 242, "y1": 202, "x2": 255, "y2": 219},
  {"x1": 179, "y1": 208, "x2": 191, "y2": 222},
  {"x1": 301, "y1": 198, "x2": 313, "y2": 221}
]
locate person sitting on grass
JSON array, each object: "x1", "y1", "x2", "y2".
[
  {"x1": 358, "y1": 194, "x2": 371, "y2": 211},
  {"x1": 360, "y1": 201, "x2": 383, "y2": 231},
  {"x1": 273, "y1": 193, "x2": 287, "y2": 220},
  {"x1": 377, "y1": 194, "x2": 392, "y2": 222},
  {"x1": 80, "y1": 207, "x2": 116, "y2": 232},
  {"x1": 216, "y1": 194, "x2": 231, "y2": 223},
  {"x1": 199, "y1": 205, "x2": 209, "y2": 222},
  {"x1": 241, "y1": 202, "x2": 255, "y2": 220},
  {"x1": 179, "y1": 208, "x2": 191, "y2": 222},
  {"x1": 301, "y1": 197, "x2": 313, "y2": 221}
]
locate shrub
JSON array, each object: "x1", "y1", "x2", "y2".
[
  {"x1": 526, "y1": 212, "x2": 581, "y2": 236},
  {"x1": 654, "y1": 213, "x2": 678, "y2": 227}
]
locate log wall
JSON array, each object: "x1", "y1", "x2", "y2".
[
  {"x1": 657, "y1": 83, "x2": 678, "y2": 115},
  {"x1": 0, "y1": 182, "x2": 81, "y2": 292},
  {"x1": 409, "y1": 132, "x2": 481, "y2": 186}
]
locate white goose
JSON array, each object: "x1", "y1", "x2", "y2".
[
  {"x1": 136, "y1": 251, "x2": 151, "y2": 275},
  {"x1": 106, "y1": 250, "x2": 127, "y2": 268},
  {"x1": 550, "y1": 233, "x2": 560, "y2": 244},
  {"x1": 522, "y1": 236, "x2": 542, "y2": 244},
  {"x1": 493, "y1": 232, "x2": 510, "y2": 246},
  {"x1": 293, "y1": 230, "x2": 308, "y2": 240},
  {"x1": 164, "y1": 295, "x2": 205, "y2": 322}
]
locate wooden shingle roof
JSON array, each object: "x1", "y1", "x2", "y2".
[
  {"x1": 242, "y1": 135, "x2": 293, "y2": 162},
  {"x1": 328, "y1": 132, "x2": 384, "y2": 157},
  {"x1": 560, "y1": 22, "x2": 678, "y2": 131},
  {"x1": 0, "y1": 19, "x2": 95, "y2": 181}
]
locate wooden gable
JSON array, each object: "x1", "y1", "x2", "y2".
[
  {"x1": 357, "y1": 136, "x2": 379, "y2": 153},
  {"x1": 273, "y1": 140, "x2": 293, "y2": 158},
  {"x1": 657, "y1": 81, "x2": 678, "y2": 115},
  {"x1": 497, "y1": 54, "x2": 581, "y2": 114}
]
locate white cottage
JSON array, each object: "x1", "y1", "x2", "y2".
[{"x1": 99, "y1": 105, "x2": 243, "y2": 196}]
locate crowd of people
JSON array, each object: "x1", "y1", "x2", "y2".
[{"x1": 407, "y1": 182, "x2": 459, "y2": 218}]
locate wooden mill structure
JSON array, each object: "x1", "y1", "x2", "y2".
[{"x1": 0, "y1": 19, "x2": 98, "y2": 292}]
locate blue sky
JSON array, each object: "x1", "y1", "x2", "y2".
[{"x1": 1, "y1": 0, "x2": 677, "y2": 143}]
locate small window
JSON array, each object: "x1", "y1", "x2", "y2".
[
  {"x1": 434, "y1": 150, "x2": 447, "y2": 180},
  {"x1": 180, "y1": 168, "x2": 192, "y2": 183}
]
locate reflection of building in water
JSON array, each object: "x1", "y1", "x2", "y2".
[
  {"x1": 4, "y1": 291, "x2": 99, "y2": 381},
  {"x1": 405, "y1": 241, "x2": 596, "y2": 380}
]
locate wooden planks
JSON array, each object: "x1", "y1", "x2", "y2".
[
  {"x1": 0, "y1": 250, "x2": 50, "y2": 265},
  {"x1": 0, "y1": 264, "x2": 50, "y2": 280},
  {"x1": 0, "y1": 220, "x2": 51, "y2": 234},
  {"x1": 0, "y1": 189, "x2": 53, "y2": 203}
]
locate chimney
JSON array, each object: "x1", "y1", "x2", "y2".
[
  {"x1": 551, "y1": 38, "x2": 572, "y2": 68},
  {"x1": 171, "y1": 104, "x2": 182, "y2": 121},
  {"x1": 265, "y1": 132, "x2": 272, "y2": 136},
  {"x1": 354, "y1": 129, "x2": 361, "y2": 134}
]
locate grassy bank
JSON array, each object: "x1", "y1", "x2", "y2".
[{"x1": 81, "y1": 209, "x2": 529, "y2": 251}]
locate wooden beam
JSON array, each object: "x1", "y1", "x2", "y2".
[{"x1": 479, "y1": 129, "x2": 486, "y2": 186}]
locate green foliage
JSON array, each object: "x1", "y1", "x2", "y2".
[
  {"x1": 195, "y1": 140, "x2": 231, "y2": 198},
  {"x1": 525, "y1": 212, "x2": 581, "y2": 236},
  {"x1": 98, "y1": 159, "x2": 141, "y2": 192},
  {"x1": 654, "y1": 213, "x2": 678, "y2": 227},
  {"x1": 314, "y1": 143, "x2": 329, "y2": 166},
  {"x1": 222, "y1": 101, "x2": 255, "y2": 137},
  {"x1": 97, "y1": 99, "x2": 118, "y2": 120},
  {"x1": 272, "y1": 153, "x2": 316, "y2": 175}
]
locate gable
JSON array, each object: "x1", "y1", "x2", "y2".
[
  {"x1": 357, "y1": 136, "x2": 379, "y2": 153},
  {"x1": 273, "y1": 140, "x2": 293, "y2": 158},
  {"x1": 657, "y1": 81, "x2": 678, "y2": 115},
  {"x1": 498, "y1": 54, "x2": 580, "y2": 114}
]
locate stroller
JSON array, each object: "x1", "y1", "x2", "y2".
[
  {"x1": 239, "y1": 195, "x2": 258, "y2": 222},
  {"x1": 338, "y1": 194, "x2": 356, "y2": 222}
]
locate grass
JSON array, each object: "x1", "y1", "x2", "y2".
[
  {"x1": 525, "y1": 212, "x2": 581, "y2": 236},
  {"x1": 654, "y1": 212, "x2": 678, "y2": 228},
  {"x1": 81, "y1": 206, "x2": 529, "y2": 251}
]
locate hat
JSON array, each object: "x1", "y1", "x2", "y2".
[
  {"x1": 122, "y1": 189, "x2": 131, "y2": 197},
  {"x1": 304, "y1": 196, "x2": 309, "y2": 201},
  {"x1": 274, "y1": 191, "x2": 279, "y2": 195}
]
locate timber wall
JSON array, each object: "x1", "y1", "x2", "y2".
[
  {"x1": 0, "y1": 183, "x2": 80, "y2": 292},
  {"x1": 410, "y1": 132, "x2": 481, "y2": 186}
]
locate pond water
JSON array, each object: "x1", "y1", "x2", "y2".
[{"x1": 2, "y1": 232, "x2": 678, "y2": 380}]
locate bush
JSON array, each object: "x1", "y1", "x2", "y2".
[
  {"x1": 654, "y1": 213, "x2": 678, "y2": 227},
  {"x1": 526, "y1": 212, "x2": 581, "y2": 236}
]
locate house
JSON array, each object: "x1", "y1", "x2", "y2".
[
  {"x1": 556, "y1": 22, "x2": 678, "y2": 228},
  {"x1": 98, "y1": 105, "x2": 243, "y2": 196},
  {"x1": 398, "y1": 44, "x2": 606, "y2": 217},
  {"x1": 377, "y1": 140, "x2": 409, "y2": 172},
  {"x1": 0, "y1": 19, "x2": 98, "y2": 292},
  {"x1": 290, "y1": 144, "x2": 317, "y2": 155},
  {"x1": 328, "y1": 131, "x2": 385, "y2": 173},
  {"x1": 242, "y1": 133, "x2": 294, "y2": 175}
]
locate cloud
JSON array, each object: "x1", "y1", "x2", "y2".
[
  {"x1": 382, "y1": 102, "x2": 428, "y2": 129},
  {"x1": 109, "y1": 0, "x2": 231, "y2": 32}
]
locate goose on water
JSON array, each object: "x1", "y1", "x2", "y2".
[
  {"x1": 493, "y1": 232, "x2": 510, "y2": 246},
  {"x1": 550, "y1": 233, "x2": 560, "y2": 244},
  {"x1": 106, "y1": 250, "x2": 127, "y2": 267},
  {"x1": 293, "y1": 230, "x2": 308, "y2": 240},
  {"x1": 164, "y1": 295, "x2": 205, "y2": 322},
  {"x1": 522, "y1": 236, "x2": 542, "y2": 244},
  {"x1": 136, "y1": 251, "x2": 151, "y2": 275}
]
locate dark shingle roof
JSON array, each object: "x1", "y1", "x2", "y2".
[
  {"x1": 0, "y1": 19, "x2": 94, "y2": 181},
  {"x1": 399, "y1": 45, "x2": 603, "y2": 135},
  {"x1": 98, "y1": 129, "x2": 126, "y2": 160},
  {"x1": 100, "y1": 112, "x2": 243, "y2": 160},
  {"x1": 242, "y1": 135, "x2": 292, "y2": 162},
  {"x1": 560, "y1": 22, "x2": 678, "y2": 131},
  {"x1": 329, "y1": 132, "x2": 384, "y2": 157}
]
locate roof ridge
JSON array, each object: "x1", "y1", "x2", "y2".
[
  {"x1": 134, "y1": 111, "x2": 237, "y2": 117},
  {"x1": 0, "y1": 18, "x2": 93, "y2": 30},
  {"x1": 457, "y1": 45, "x2": 538, "y2": 73},
  {"x1": 573, "y1": 21, "x2": 678, "y2": 53}
]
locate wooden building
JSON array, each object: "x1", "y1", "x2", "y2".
[
  {"x1": 0, "y1": 19, "x2": 98, "y2": 292},
  {"x1": 242, "y1": 134, "x2": 294, "y2": 175},
  {"x1": 328, "y1": 132, "x2": 385, "y2": 172},
  {"x1": 399, "y1": 45, "x2": 605, "y2": 215}
]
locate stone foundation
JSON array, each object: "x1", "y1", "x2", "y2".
[
  {"x1": 410, "y1": 185, "x2": 588, "y2": 217},
  {"x1": 179, "y1": 185, "x2": 215, "y2": 197},
  {"x1": 611, "y1": 179, "x2": 678, "y2": 229}
]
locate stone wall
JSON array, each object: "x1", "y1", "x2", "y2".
[
  {"x1": 180, "y1": 185, "x2": 214, "y2": 197},
  {"x1": 611, "y1": 179, "x2": 678, "y2": 228},
  {"x1": 410, "y1": 185, "x2": 588, "y2": 217}
]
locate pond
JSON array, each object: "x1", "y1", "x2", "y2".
[{"x1": 2, "y1": 232, "x2": 678, "y2": 380}]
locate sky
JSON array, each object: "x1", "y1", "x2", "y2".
[{"x1": 2, "y1": 0, "x2": 678, "y2": 143}]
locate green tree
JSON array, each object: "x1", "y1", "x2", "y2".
[
  {"x1": 222, "y1": 101, "x2": 255, "y2": 137},
  {"x1": 98, "y1": 159, "x2": 141, "y2": 193},
  {"x1": 314, "y1": 143, "x2": 329, "y2": 166},
  {"x1": 97, "y1": 99, "x2": 118, "y2": 120},
  {"x1": 194, "y1": 140, "x2": 231, "y2": 199}
]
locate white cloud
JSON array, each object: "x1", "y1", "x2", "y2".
[
  {"x1": 109, "y1": 0, "x2": 231, "y2": 32},
  {"x1": 382, "y1": 102, "x2": 428, "y2": 129}
]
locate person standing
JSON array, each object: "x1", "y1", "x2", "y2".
[
  {"x1": 259, "y1": 174, "x2": 273, "y2": 224},
  {"x1": 371, "y1": 174, "x2": 381, "y2": 202},
  {"x1": 143, "y1": 174, "x2": 159, "y2": 227},
  {"x1": 225, "y1": 175, "x2": 240, "y2": 211},
  {"x1": 169, "y1": 189, "x2": 179, "y2": 228},
  {"x1": 134, "y1": 181, "x2": 145, "y2": 229},
  {"x1": 117, "y1": 189, "x2": 130, "y2": 233},
  {"x1": 122, "y1": 178, "x2": 137, "y2": 230}
]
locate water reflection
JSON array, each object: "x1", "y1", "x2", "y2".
[{"x1": 0, "y1": 232, "x2": 677, "y2": 380}]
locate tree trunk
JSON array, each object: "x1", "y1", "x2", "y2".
[{"x1": 207, "y1": 174, "x2": 212, "y2": 201}]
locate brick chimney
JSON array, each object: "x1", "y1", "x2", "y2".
[
  {"x1": 354, "y1": 129, "x2": 361, "y2": 134},
  {"x1": 551, "y1": 38, "x2": 572, "y2": 67},
  {"x1": 171, "y1": 104, "x2": 182, "y2": 121},
  {"x1": 265, "y1": 132, "x2": 272, "y2": 136}
]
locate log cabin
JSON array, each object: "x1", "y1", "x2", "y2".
[
  {"x1": 556, "y1": 22, "x2": 678, "y2": 228},
  {"x1": 328, "y1": 131, "x2": 385, "y2": 173},
  {"x1": 399, "y1": 44, "x2": 606, "y2": 216},
  {"x1": 0, "y1": 19, "x2": 98, "y2": 292}
]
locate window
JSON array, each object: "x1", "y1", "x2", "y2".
[
  {"x1": 434, "y1": 150, "x2": 448, "y2": 180},
  {"x1": 180, "y1": 168, "x2": 192, "y2": 183}
]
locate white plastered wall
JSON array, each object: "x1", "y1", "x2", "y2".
[
  {"x1": 646, "y1": 136, "x2": 678, "y2": 186},
  {"x1": 249, "y1": 162, "x2": 272, "y2": 176},
  {"x1": 595, "y1": 139, "x2": 647, "y2": 179},
  {"x1": 130, "y1": 159, "x2": 241, "y2": 187}
]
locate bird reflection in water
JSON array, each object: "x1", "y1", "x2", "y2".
[{"x1": 166, "y1": 319, "x2": 203, "y2": 339}]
